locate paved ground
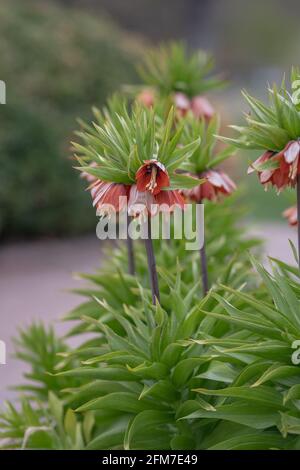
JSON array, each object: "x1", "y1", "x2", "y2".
[
  {"x1": 0, "y1": 224, "x2": 297, "y2": 403},
  {"x1": 0, "y1": 235, "x2": 105, "y2": 403}
]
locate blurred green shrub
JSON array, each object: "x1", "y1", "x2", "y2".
[{"x1": 0, "y1": 0, "x2": 141, "y2": 237}]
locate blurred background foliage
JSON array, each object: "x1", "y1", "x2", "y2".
[
  {"x1": 1, "y1": 0, "x2": 300, "y2": 238},
  {"x1": 0, "y1": 0, "x2": 141, "y2": 238}
]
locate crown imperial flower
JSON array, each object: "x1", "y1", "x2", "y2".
[
  {"x1": 183, "y1": 170, "x2": 236, "y2": 202},
  {"x1": 222, "y1": 70, "x2": 300, "y2": 270},
  {"x1": 75, "y1": 101, "x2": 200, "y2": 218},
  {"x1": 136, "y1": 160, "x2": 170, "y2": 195},
  {"x1": 222, "y1": 73, "x2": 300, "y2": 194},
  {"x1": 248, "y1": 140, "x2": 300, "y2": 192}
]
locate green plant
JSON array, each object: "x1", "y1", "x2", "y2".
[
  {"x1": 179, "y1": 114, "x2": 237, "y2": 294},
  {"x1": 4, "y1": 30, "x2": 299, "y2": 451},
  {"x1": 75, "y1": 97, "x2": 203, "y2": 303},
  {"x1": 0, "y1": 192, "x2": 263, "y2": 450},
  {"x1": 52, "y1": 276, "x2": 251, "y2": 450},
  {"x1": 11, "y1": 323, "x2": 79, "y2": 400},
  {"x1": 222, "y1": 69, "x2": 300, "y2": 265},
  {"x1": 0, "y1": 324, "x2": 91, "y2": 449},
  {"x1": 0, "y1": 393, "x2": 94, "y2": 449},
  {"x1": 49, "y1": 255, "x2": 300, "y2": 450},
  {"x1": 63, "y1": 193, "x2": 261, "y2": 338},
  {"x1": 223, "y1": 71, "x2": 300, "y2": 153},
  {"x1": 183, "y1": 255, "x2": 300, "y2": 449}
]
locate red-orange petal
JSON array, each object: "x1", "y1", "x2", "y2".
[
  {"x1": 206, "y1": 170, "x2": 236, "y2": 196},
  {"x1": 136, "y1": 160, "x2": 170, "y2": 195},
  {"x1": 200, "y1": 180, "x2": 217, "y2": 201},
  {"x1": 92, "y1": 181, "x2": 128, "y2": 213},
  {"x1": 155, "y1": 190, "x2": 185, "y2": 212},
  {"x1": 191, "y1": 95, "x2": 215, "y2": 120},
  {"x1": 247, "y1": 151, "x2": 273, "y2": 175},
  {"x1": 128, "y1": 184, "x2": 157, "y2": 217},
  {"x1": 174, "y1": 92, "x2": 190, "y2": 112},
  {"x1": 136, "y1": 88, "x2": 155, "y2": 108}
]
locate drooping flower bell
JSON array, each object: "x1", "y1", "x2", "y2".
[
  {"x1": 80, "y1": 163, "x2": 129, "y2": 216},
  {"x1": 128, "y1": 184, "x2": 157, "y2": 218},
  {"x1": 224, "y1": 73, "x2": 300, "y2": 270},
  {"x1": 136, "y1": 160, "x2": 170, "y2": 195},
  {"x1": 174, "y1": 92, "x2": 215, "y2": 121},
  {"x1": 136, "y1": 88, "x2": 155, "y2": 108},
  {"x1": 132, "y1": 159, "x2": 184, "y2": 217},
  {"x1": 190, "y1": 95, "x2": 215, "y2": 120},
  {"x1": 155, "y1": 188, "x2": 185, "y2": 212},
  {"x1": 248, "y1": 141, "x2": 300, "y2": 193},
  {"x1": 283, "y1": 206, "x2": 298, "y2": 226},
  {"x1": 137, "y1": 89, "x2": 215, "y2": 121},
  {"x1": 182, "y1": 169, "x2": 236, "y2": 202},
  {"x1": 90, "y1": 180, "x2": 130, "y2": 216},
  {"x1": 174, "y1": 93, "x2": 191, "y2": 116}
]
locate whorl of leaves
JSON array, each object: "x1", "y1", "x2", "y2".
[
  {"x1": 137, "y1": 42, "x2": 225, "y2": 98},
  {"x1": 73, "y1": 97, "x2": 200, "y2": 190},
  {"x1": 181, "y1": 114, "x2": 235, "y2": 174},
  {"x1": 221, "y1": 69, "x2": 300, "y2": 153}
]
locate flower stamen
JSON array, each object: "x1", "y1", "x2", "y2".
[{"x1": 145, "y1": 165, "x2": 158, "y2": 193}]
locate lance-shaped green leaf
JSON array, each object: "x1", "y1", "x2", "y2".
[{"x1": 193, "y1": 385, "x2": 284, "y2": 409}]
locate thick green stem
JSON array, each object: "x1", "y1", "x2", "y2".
[
  {"x1": 127, "y1": 213, "x2": 135, "y2": 275},
  {"x1": 199, "y1": 199, "x2": 209, "y2": 296},
  {"x1": 200, "y1": 242, "x2": 209, "y2": 296},
  {"x1": 144, "y1": 217, "x2": 160, "y2": 305},
  {"x1": 297, "y1": 175, "x2": 300, "y2": 270}
]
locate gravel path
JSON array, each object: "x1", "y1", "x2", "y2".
[{"x1": 0, "y1": 224, "x2": 297, "y2": 403}]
